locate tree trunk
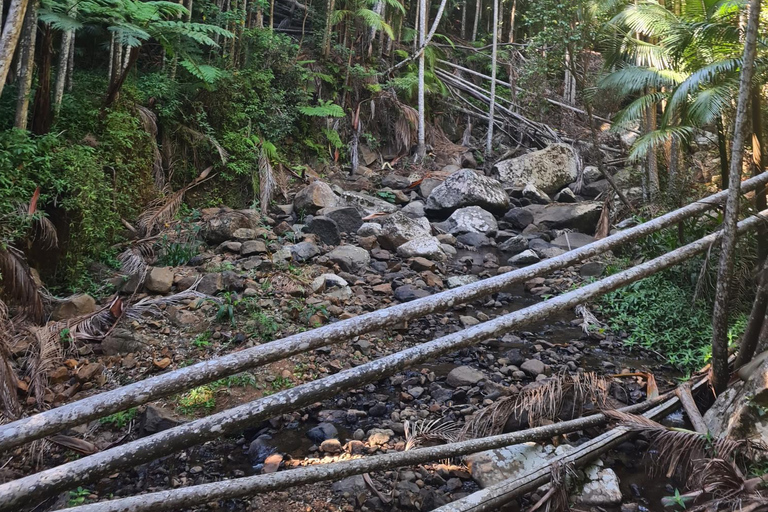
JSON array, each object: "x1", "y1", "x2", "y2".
[
  {"x1": 0, "y1": 0, "x2": 31, "y2": 98},
  {"x1": 735, "y1": 260, "x2": 768, "y2": 368},
  {"x1": 322, "y1": 0, "x2": 334, "y2": 57},
  {"x1": 54, "y1": 15, "x2": 75, "y2": 114},
  {"x1": 13, "y1": 0, "x2": 38, "y2": 130},
  {"x1": 104, "y1": 46, "x2": 139, "y2": 108},
  {"x1": 269, "y1": 0, "x2": 275, "y2": 30},
  {"x1": 472, "y1": 0, "x2": 480, "y2": 42},
  {"x1": 563, "y1": 50, "x2": 576, "y2": 105},
  {"x1": 66, "y1": 31, "x2": 74, "y2": 92},
  {"x1": 751, "y1": 85, "x2": 767, "y2": 260},
  {"x1": 710, "y1": 0, "x2": 762, "y2": 395},
  {"x1": 646, "y1": 92, "x2": 660, "y2": 199},
  {"x1": 30, "y1": 23, "x2": 52, "y2": 135},
  {"x1": 484, "y1": 0, "x2": 498, "y2": 171},
  {"x1": 717, "y1": 115, "x2": 729, "y2": 189},
  {"x1": 508, "y1": 0, "x2": 515, "y2": 43},
  {"x1": 415, "y1": 0, "x2": 427, "y2": 160},
  {"x1": 460, "y1": 0, "x2": 466, "y2": 39}
]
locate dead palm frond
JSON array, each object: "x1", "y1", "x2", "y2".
[
  {"x1": 574, "y1": 304, "x2": 605, "y2": 336},
  {"x1": 65, "y1": 297, "x2": 124, "y2": 344},
  {"x1": 0, "y1": 246, "x2": 45, "y2": 324},
  {"x1": 118, "y1": 241, "x2": 156, "y2": 276},
  {"x1": 404, "y1": 419, "x2": 461, "y2": 451},
  {"x1": 529, "y1": 460, "x2": 572, "y2": 512},
  {"x1": 462, "y1": 372, "x2": 611, "y2": 439},
  {"x1": 137, "y1": 166, "x2": 213, "y2": 236},
  {"x1": 127, "y1": 277, "x2": 218, "y2": 319},
  {"x1": 0, "y1": 301, "x2": 20, "y2": 420},
  {"x1": 178, "y1": 125, "x2": 229, "y2": 165},
  {"x1": 605, "y1": 410, "x2": 749, "y2": 478},
  {"x1": 258, "y1": 145, "x2": 275, "y2": 215},
  {"x1": 137, "y1": 106, "x2": 165, "y2": 190},
  {"x1": 22, "y1": 325, "x2": 64, "y2": 406}
]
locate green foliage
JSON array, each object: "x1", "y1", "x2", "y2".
[
  {"x1": 215, "y1": 292, "x2": 240, "y2": 326},
  {"x1": 178, "y1": 384, "x2": 217, "y2": 413},
  {"x1": 244, "y1": 301, "x2": 279, "y2": 341},
  {"x1": 192, "y1": 331, "x2": 212, "y2": 348},
  {"x1": 298, "y1": 100, "x2": 345, "y2": 118},
  {"x1": 99, "y1": 408, "x2": 138, "y2": 429},
  {"x1": 67, "y1": 487, "x2": 92, "y2": 507}
]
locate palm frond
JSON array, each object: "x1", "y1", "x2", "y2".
[
  {"x1": 667, "y1": 58, "x2": 742, "y2": 114},
  {"x1": 628, "y1": 126, "x2": 695, "y2": 162},
  {"x1": 0, "y1": 247, "x2": 44, "y2": 324},
  {"x1": 137, "y1": 106, "x2": 164, "y2": 190},
  {"x1": 257, "y1": 142, "x2": 276, "y2": 215},
  {"x1": 599, "y1": 66, "x2": 684, "y2": 96},
  {"x1": 0, "y1": 302, "x2": 20, "y2": 420},
  {"x1": 404, "y1": 418, "x2": 461, "y2": 450},
  {"x1": 118, "y1": 242, "x2": 156, "y2": 276},
  {"x1": 126, "y1": 276, "x2": 219, "y2": 319},
  {"x1": 22, "y1": 325, "x2": 63, "y2": 407},
  {"x1": 610, "y1": 91, "x2": 669, "y2": 129}
]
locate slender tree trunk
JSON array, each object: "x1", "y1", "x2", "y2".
[
  {"x1": 472, "y1": 0, "x2": 480, "y2": 41},
  {"x1": 710, "y1": 0, "x2": 762, "y2": 395},
  {"x1": 269, "y1": 0, "x2": 275, "y2": 30},
  {"x1": 484, "y1": 0, "x2": 498, "y2": 171},
  {"x1": 508, "y1": 0, "x2": 515, "y2": 42},
  {"x1": 717, "y1": 115, "x2": 729, "y2": 189},
  {"x1": 415, "y1": 0, "x2": 427, "y2": 160},
  {"x1": 107, "y1": 32, "x2": 115, "y2": 81},
  {"x1": 0, "y1": 0, "x2": 31, "y2": 98},
  {"x1": 104, "y1": 46, "x2": 139, "y2": 108},
  {"x1": 735, "y1": 260, "x2": 768, "y2": 368},
  {"x1": 461, "y1": 0, "x2": 467, "y2": 39},
  {"x1": 66, "y1": 31, "x2": 74, "y2": 91},
  {"x1": 54, "y1": 11, "x2": 75, "y2": 114},
  {"x1": 646, "y1": 93, "x2": 660, "y2": 199},
  {"x1": 13, "y1": 0, "x2": 38, "y2": 130},
  {"x1": 322, "y1": 0, "x2": 335, "y2": 57},
  {"x1": 751, "y1": 85, "x2": 767, "y2": 260},
  {"x1": 563, "y1": 50, "x2": 576, "y2": 105},
  {"x1": 31, "y1": 23, "x2": 52, "y2": 135}
]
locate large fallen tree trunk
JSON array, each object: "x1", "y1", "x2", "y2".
[
  {"x1": 59, "y1": 391, "x2": 679, "y2": 512},
  {"x1": 1, "y1": 210, "x2": 766, "y2": 512},
  {"x1": 0, "y1": 174, "x2": 766, "y2": 456},
  {"x1": 432, "y1": 377, "x2": 710, "y2": 512}
]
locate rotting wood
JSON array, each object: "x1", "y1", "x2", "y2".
[
  {"x1": 0, "y1": 173, "x2": 766, "y2": 455},
  {"x1": 431, "y1": 378, "x2": 709, "y2": 512},
  {"x1": 676, "y1": 383, "x2": 707, "y2": 434},
  {"x1": 57, "y1": 393, "x2": 675, "y2": 512},
  {"x1": 1, "y1": 210, "x2": 766, "y2": 512}
]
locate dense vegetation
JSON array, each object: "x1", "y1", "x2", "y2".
[{"x1": 0, "y1": 0, "x2": 766, "y2": 374}]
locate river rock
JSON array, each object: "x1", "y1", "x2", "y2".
[
  {"x1": 241, "y1": 239, "x2": 267, "y2": 256},
  {"x1": 554, "y1": 187, "x2": 577, "y2": 203},
  {"x1": 100, "y1": 328, "x2": 143, "y2": 355},
  {"x1": 338, "y1": 190, "x2": 398, "y2": 217},
  {"x1": 144, "y1": 267, "x2": 174, "y2": 294},
  {"x1": 503, "y1": 208, "x2": 534, "y2": 230},
  {"x1": 491, "y1": 144, "x2": 579, "y2": 194},
  {"x1": 394, "y1": 284, "x2": 430, "y2": 302},
  {"x1": 524, "y1": 202, "x2": 602, "y2": 234},
  {"x1": 248, "y1": 435, "x2": 277, "y2": 464},
  {"x1": 446, "y1": 366, "x2": 486, "y2": 387},
  {"x1": 466, "y1": 443, "x2": 548, "y2": 487},
  {"x1": 520, "y1": 359, "x2": 546, "y2": 376},
  {"x1": 522, "y1": 183, "x2": 551, "y2": 205},
  {"x1": 203, "y1": 210, "x2": 255, "y2": 244},
  {"x1": 551, "y1": 232, "x2": 596, "y2": 250},
  {"x1": 578, "y1": 464, "x2": 622, "y2": 506},
  {"x1": 327, "y1": 246, "x2": 370, "y2": 273},
  {"x1": 307, "y1": 423, "x2": 338, "y2": 444},
  {"x1": 318, "y1": 206, "x2": 363, "y2": 233},
  {"x1": 381, "y1": 174, "x2": 411, "y2": 189},
  {"x1": 498, "y1": 235, "x2": 528, "y2": 254},
  {"x1": 440, "y1": 206, "x2": 498, "y2": 235},
  {"x1": 377, "y1": 212, "x2": 432, "y2": 249},
  {"x1": 51, "y1": 294, "x2": 97, "y2": 321},
  {"x1": 140, "y1": 405, "x2": 182, "y2": 435},
  {"x1": 332, "y1": 475, "x2": 367, "y2": 495},
  {"x1": 294, "y1": 181, "x2": 338, "y2": 214},
  {"x1": 357, "y1": 222, "x2": 382, "y2": 237},
  {"x1": 425, "y1": 169, "x2": 509, "y2": 216},
  {"x1": 447, "y1": 275, "x2": 478, "y2": 288},
  {"x1": 508, "y1": 250, "x2": 540, "y2": 265},
  {"x1": 401, "y1": 201, "x2": 426, "y2": 219},
  {"x1": 396, "y1": 237, "x2": 447, "y2": 261},
  {"x1": 304, "y1": 216, "x2": 341, "y2": 245}
]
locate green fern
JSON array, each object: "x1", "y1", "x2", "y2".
[
  {"x1": 179, "y1": 60, "x2": 225, "y2": 84},
  {"x1": 298, "y1": 100, "x2": 345, "y2": 118}
]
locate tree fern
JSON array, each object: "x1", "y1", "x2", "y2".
[
  {"x1": 628, "y1": 126, "x2": 695, "y2": 162},
  {"x1": 179, "y1": 60, "x2": 225, "y2": 84},
  {"x1": 298, "y1": 100, "x2": 345, "y2": 118}
]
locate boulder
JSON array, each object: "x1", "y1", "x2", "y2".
[
  {"x1": 446, "y1": 366, "x2": 486, "y2": 387},
  {"x1": 508, "y1": 250, "x2": 540, "y2": 265},
  {"x1": 491, "y1": 143, "x2": 579, "y2": 194},
  {"x1": 317, "y1": 207, "x2": 363, "y2": 234},
  {"x1": 376, "y1": 212, "x2": 432, "y2": 250},
  {"x1": 293, "y1": 181, "x2": 338, "y2": 214},
  {"x1": 357, "y1": 222, "x2": 382, "y2": 237},
  {"x1": 203, "y1": 211, "x2": 254, "y2": 244},
  {"x1": 440, "y1": 206, "x2": 498, "y2": 236},
  {"x1": 425, "y1": 169, "x2": 509, "y2": 216},
  {"x1": 524, "y1": 202, "x2": 602, "y2": 234},
  {"x1": 338, "y1": 190, "x2": 397, "y2": 217},
  {"x1": 551, "y1": 232, "x2": 596, "y2": 250},
  {"x1": 145, "y1": 267, "x2": 174, "y2": 294},
  {"x1": 394, "y1": 284, "x2": 430, "y2": 302},
  {"x1": 140, "y1": 405, "x2": 182, "y2": 435},
  {"x1": 100, "y1": 328, "x2": 143, "y2": 355},
  {"x1": 502, "y1": 208, "x2": 534, "y2": 230},
  {"x1": 522, "y1": 183, "x2": 551, "y2": 205},
  {"x1": 396, "y1": 237, "x2": 447, "y2": 261},
  {"x1": 457, "y1": 232, "x2": 493, "y2": 248},
  {"x1": 578, "y1": 464, "x2": 622, "y2": 506},
  {"x1": 401, "y1": 201, "x2": 426, "y2": 219},
  {"x1": 304, "y1": 216, "x2": 341, "y2": 245},
  {"x1": 307, "y1": 423, "x2": 338, "y2": 444},
  {"x1": 466, "y1": 443, "x2": 549, "y2": 487},
  {"x1": 381, "y1": 174, "x2": 411, "y2": 189},
  {"x1": 327, "y1": 246, "x2": 371, "y2": 273},
  {"x1": 553, "y1": 187, "x2": 577, "y2": 203},
  {"x1": 289, "y1": 241, "x2": 320, "y2": 262},
  {"x1": 498, "y1": 235, "x2": 528, "y2": 254},
  {"x1": 51, "y1": 294, "x2": 97, "y2": 321},
  {"x1": 241, "y1": 240, "x2": 268, "y2": 256},
  {"x1": 419, "y1": 178, "x2": 443, "y2": 198}
]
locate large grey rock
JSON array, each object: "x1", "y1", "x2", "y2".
[
  {"x1": 440, "y1": 206, "x2": 498, "y2": 235},
  {"x1": 498, "y1": 235, "x2": 528, "y2": 254},
  {"x1": 377, "y1": 212, "x2": 431, "y2": 250},
  {"x1": 289, "y1": 241, "x2": 320, "y2": 262},
  {"x1": 524, "y1": 202, "x2": 602, "y2": 234},
  {"x1": 338, "y1": 190, "x2": 397, "y2": 217},
  {"x1": 140, "y1": 405, "x2": 182, "y2": 435},
  {"x1": 51, "y1": 294, "x2": 97, "y2": 321},
  {"x1": 327, "y1": 245, "x2": 370, "y2": 273},
  {"x1": 446, "y1": 366, "x2": 486, "y2": 387},
  {"x1": 401, "y1": 201, "x2": 426, "y2": 219},
  {"x1": 508, "y1": 250, "x2": 540, "y2": 265},
  {"x1": 100, "y1": 328, "x2": 143, "y2": 355},
  {"x1": 579, "y1": 464, "x2": 622, "y2": 506},
  {"x1": 492, "y1": 144, "x2": 579, "y2": 194},
  {"x1": 241, "y1": 240, "x2": 267, "y2": 256},
  {"x1": 145, "y1": 267, "x2": 174, "y2": 294},
  {"x1": 503, "y1": 208, "x2": 534, "y2": 230},
  {"x1": 394, "y1": 284, "x2": 430, "y2": 302},
  {"x1": 522, "y1": 183, "x2": 551, "y2": 205},
  {"x1": 551, "y1": 232, "x2": 596, "y2": 250},
  {"x1": 396, "y1": 237, "x2": 446, "y2": 261},
  {"x1": 425, "y1": 169, "x2": 509, "y2": 216},
  {"x1": 704, "y1": 355, "x2": 768, "y2": 447},
  {"x1": 466, "y1": 443, "x2": 548, "y2": 488},
  {"x1": 318, "y1": 206, "x2": 363, "y2": 234},
  {"x1": 304, "y1": 216, "x2": 340, "y2": 245},
  {"x1": 203, "y1": 211, "x2": 254, "y2": 244},
  {"x1": 293, "y1": 181, "x2": 338, "y2": 214}
]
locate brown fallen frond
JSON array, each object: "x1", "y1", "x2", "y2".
[
  {"x1": 462, "y1": 372, "x2": 611, "y2": 439},
  {"x1": 529, "y1": 460, "x2": 572, "y2": 512},
  {"x1": 137, "y1": 105, "x2": 165, "y2": 190},
  {"x1": 118, "y1": 241, "x2": 156, "y2": 276},
  {"x1": 0, "y1": 246, "x2": 44, "y2": 324},
  {"x1": 22, "y1": 325, "x2": 63, "y2": 406},
  {"x1": 127, "y1": 277, "x2": 219, "y2": 319},
  {"x1": 258, "y1": 146, "x2": 275, "y2": 215},
  {"x1": 137, "y1": 167, "x2": 213, "y2": 236},
  {"x1": 65, "y1": 297, "x2": 124, "y2": 344},
  {"x1": 0, "y1": 301, "x2": 20, "y2": 420},
  {"x1": 47, "y1": 434, "x2": 100, "y2": 455},
  {"x1": 404, "y1": 418, "x2": 461, "y2": 451},
  {"x1": 178, "y1": 125, "x2": 229, "y2": 165},
  {"x1": 605, "y1": 411, "x2": 748, "y2": 478}
]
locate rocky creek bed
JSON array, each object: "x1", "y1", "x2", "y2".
[{"x1": 3, "y1": 146, "x2": 695, "y2": 511}]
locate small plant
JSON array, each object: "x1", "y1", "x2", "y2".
[
  {"x1": 376, "y1": 190, "x2": 397, "y2": 203},
  {"x1": 222, "y1": 372, "x2": 258, "y2": 388},
  {"x1": 157, "y1": 225, "x2": 202, "y2": 267},
  {"x1": 178, "y1": 385, "x2": 216, "y2": 414},
  {"x1": 99, "y1": 408, "x2": 138, "y2": 429},
  {"x1": 208, "y1": 261, "x2": 236, "y2": 272},
  {"x1": 192, "y1": 331, "x2": 213, "y2": 348},
  {"x1": 665, "y1": 488, "x2": 688, "y2": 509},
  {"x1": 245, "y1": 307, "x2": 279, "y2": 341},
  {"x1": 270, "y1": 376, "x2": 293, "y2": 391},
  {"x1": 215, "y1": 292, "x2": 241, "y2": 327},
  {"x1": 67, "y1": 487, "x2": 92, "y2": 507}
]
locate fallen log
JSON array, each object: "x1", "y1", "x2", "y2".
[
  {"x1": 58, "y1": 392, "x2": 674, "y2": 512},
  {"x1": 1, "y1": 210, "x2": 765, "y2": 512},
  {"x1": 676, "y1": 383, "x2": 708, "y2": 434},
  {"x1": 0, "y1": 173, "x2": 766, "y2": 456},
  {"x1": 432, "y1": 377, "x2": 711, "y2": 512}
]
